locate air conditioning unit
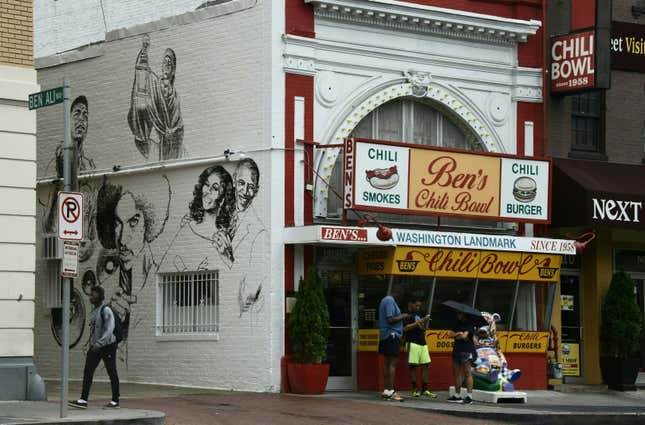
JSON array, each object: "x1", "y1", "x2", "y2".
[{"x1": 42, "y1": 234, "x2": 63, "y2": 260}]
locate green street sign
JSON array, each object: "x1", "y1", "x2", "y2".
[{"x1": 29, "y1": 87, "x2": 64, "y2": 110}]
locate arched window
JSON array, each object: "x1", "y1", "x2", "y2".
[{"x1": 324, "y1": 97, "x2": 498, "y2": 229}]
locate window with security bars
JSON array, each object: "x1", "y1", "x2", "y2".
[{"x1": 157, "y1": 271, "x2": 219, "y2": 335}]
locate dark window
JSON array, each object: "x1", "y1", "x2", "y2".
[{"x1": 570, "y1": 90, "x2": 605, "y2": 157}]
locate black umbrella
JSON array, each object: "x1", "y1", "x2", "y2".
[{"x1": 442, "y1": 300, "x2": 488, "y2": 327}]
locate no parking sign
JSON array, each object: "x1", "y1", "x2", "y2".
[{"x1": 57, "y1": 191, "x2": 84, "y2": 241}]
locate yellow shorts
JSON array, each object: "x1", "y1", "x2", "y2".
[{"x1": 407, "y1": 342, "x2": 431, "y2": 366}]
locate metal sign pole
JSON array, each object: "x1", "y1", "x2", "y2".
[{"x1": 60, "y1": 78, "x2": 71, "y2": 418}]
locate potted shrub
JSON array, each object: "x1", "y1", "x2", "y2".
[
  {"x1": 287, "y1": 266, "x2": 330, "y2": 394},
  {"x1": 599, "y1": 271, "x2": 643, "y2": 391}
]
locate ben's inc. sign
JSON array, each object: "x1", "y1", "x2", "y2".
[
  {"x1": 551, "y1": 30, "x2": 596, "y2": 93},
  {"x1": 358, "y1": 247, "x2": 562, "y2": 282},
  {"x1": 343, "y1": 138, "x2": 551, "y2": 223}
]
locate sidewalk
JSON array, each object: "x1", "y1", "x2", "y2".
[{"x1": 4, "y1": 381, "x2": 645, "y2": 425}]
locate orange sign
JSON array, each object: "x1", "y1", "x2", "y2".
[
  {"x1": 409, "y1": 149, "x2": 501, "y2": 217},
  {"x1": 359, "y1": 247, "x2": 562, "y2": 282}
]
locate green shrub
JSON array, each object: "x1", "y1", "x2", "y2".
[
  {"x1": 600, "y1": 271, "x2": 643, "y2": 359},
  {"x1": 288, "y1": 266, "x2": 330, "y2": 364}
]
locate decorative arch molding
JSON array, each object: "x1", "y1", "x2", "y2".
[{"x1": 314, "y1": 73, "x2": 503, "y2": 217}]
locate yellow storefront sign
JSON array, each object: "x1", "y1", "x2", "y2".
[
  {"x1": 359, "y1": 329, "x2": 549, "y2": 353},
  {"x1": 562, "y1": 342, "x2": 580, "y2": 376},
  {"x1": 359, "y1": 247, "x2": 562, "y2": 282},
  {"x1": 358, "y1": 329, "x2": 380, "y2": 352}
]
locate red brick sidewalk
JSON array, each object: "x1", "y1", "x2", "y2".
[{"x1": 121, "y1": 393, "x2": 503, "y2": 425}]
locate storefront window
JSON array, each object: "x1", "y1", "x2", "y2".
[
  {"x1": 474, "y1": 280, "x2": 515, "y2": 331},
  {"x1": 358, "y1": 275, "x2": 553, "y2": 332}
]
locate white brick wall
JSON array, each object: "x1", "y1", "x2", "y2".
[
  {"x1": 0, "y1": 65, "x2": 39, "y2": 358},
  {"x1": 34, "y1": 0, "x2": 207, "y2": 58},
  {"x1": 33, "y1": 2, "x2": 279, "y2": 391}
]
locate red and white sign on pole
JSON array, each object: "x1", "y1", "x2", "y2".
[
  {"x1": 551, "y1": 30, "x2": 596, "y2": 94},
  {"x1": 57, "y1": 191, "x2": 84, "y2": 241}
]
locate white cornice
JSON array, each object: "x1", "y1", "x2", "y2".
[{"x1": 305, "y1": 0, "x2": 541, "y2": 44}]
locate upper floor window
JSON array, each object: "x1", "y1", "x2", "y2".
[
  {"x1": 570, "y1": 90, "x2": 605, "y2": 157},
  {"x1": 325, "y1": 98, "x2": 502, "y2": 230}
]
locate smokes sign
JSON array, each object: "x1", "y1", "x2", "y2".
[{"x1": 551, "y1": 30, "x2": 596, "y2": 94}]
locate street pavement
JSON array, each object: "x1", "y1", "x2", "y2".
[{"x1": 15, "y1": 380, "x2": 645, "y2": 425}]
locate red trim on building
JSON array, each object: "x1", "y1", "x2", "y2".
[
  {"x1": 357, "y1": 351, "x2": 547, "y2": 391},
  {"x1": 570, "y1": 0, "x2": 595, "y2": 31},
  {"x1": 397, "y1": 0, "x2": 541, "y2": 20},
  {"x1": 285, "y1": 74, "x2": 314, "y2": 227},
  {"x1": 286, "y1": 0, "x2": 315, "y2": 37}
]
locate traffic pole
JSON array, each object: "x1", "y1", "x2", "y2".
[{"x1": 60, "y1": 78, "x2": 71, "y2": 418}]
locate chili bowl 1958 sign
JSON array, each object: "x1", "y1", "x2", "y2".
[{"x1": 551, "y1": 30, "x2": 596, "y2": 94}]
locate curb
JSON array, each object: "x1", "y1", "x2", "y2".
[{"x1": 407, "y1": 406, "x2": 645, "y2": 425}]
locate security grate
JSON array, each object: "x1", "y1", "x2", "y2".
[
  {"x1": 43, "y1": 234, "x2": 63, "y2": 259},
  {"x1": 47, "y1": 262, "x2": 62, "y2": 308},
  {"x1": 157, "y1": 271, "x2": 219, "y2": 335}
]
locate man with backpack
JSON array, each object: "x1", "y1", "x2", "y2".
[{"x1": 69, "y1": 286, "x2": 122, "y2": 409}]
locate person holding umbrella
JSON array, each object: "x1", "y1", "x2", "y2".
[{"x1": 443, "y1": 301, "x2": 486, "y2": 404}]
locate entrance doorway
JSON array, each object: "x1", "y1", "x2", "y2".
[
  {"x1": 560, "y1": 273, "x2": 583, "y2": 380},
  {"x1": 318, "y1": 254, "x2": 357, "y2": 391}
]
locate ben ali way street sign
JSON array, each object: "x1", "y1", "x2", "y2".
[{"x1": 28, "y1": 86, "x2": 64, "y2": 110}]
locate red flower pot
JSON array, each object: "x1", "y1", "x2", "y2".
[{"x1": 287, "y1": 363, "x2": 330, "y2": 394}]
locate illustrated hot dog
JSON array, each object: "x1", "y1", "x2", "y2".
[{"x1": 365, "y1": 166, "x2": 399, "y2": 190}]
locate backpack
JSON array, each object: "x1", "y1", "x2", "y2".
[{"x1": 101, "y1": 305, "x2": 124, "y2": 344}]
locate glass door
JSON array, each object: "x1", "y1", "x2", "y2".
[
  {"x1": 560, "y1": 274, "x2": 583, "y2": 379},
  {"x1": 319, "y1": 267, "x2": 357, "y2": 391}
]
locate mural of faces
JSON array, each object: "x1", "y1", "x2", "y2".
[
  {"x1": 116, "y1": 191, "x2": 146, "y2": 270},
  {"x1": 189, "y1": 165, "x2": 235, "y2": 229},
  {"x1": 234, "y1": 158, "x2": 259, "y2": 213},
  {"x1": 70, "y1": 96, "x2": 88, "y2": 142}
]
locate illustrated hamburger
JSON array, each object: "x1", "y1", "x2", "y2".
[
  {"x1": 365, "y1": 166, "x2": 399, "y2": 190},
  {"x1": 512, "y1": 176, "x2": 537, "y2": 203}
]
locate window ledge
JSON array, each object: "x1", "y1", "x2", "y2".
[
  {"x1": 567, "y1": 151, "x2": 608, "y2": 161},
  {"x1": 155, "y1": 333, "x2": 220, "y2": 342}
]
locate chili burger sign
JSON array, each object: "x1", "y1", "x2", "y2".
[{"x1": 343, "y1": 138, "x2": 551, "y2": 223}]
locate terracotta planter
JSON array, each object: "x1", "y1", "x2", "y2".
[
  {"x1": 287, "y1": 363, "x2": 330, "y2": 394},
  {"x1": 600, "y1": 356, "x2": 640, "y2": 391}
]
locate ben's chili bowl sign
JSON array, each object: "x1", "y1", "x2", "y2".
[
  {"x1": 551, "y1": 30, "x2": 596, "y2": 93},
  {"x1": 345, "y1": 139, "x2": 551, "y2": 223}
]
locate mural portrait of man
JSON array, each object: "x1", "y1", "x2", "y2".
[
  {"x1": 41, "y1": 95, "x2": 97, "y2": 262},
  {"x1": 128, "y1": 34, "x2": 184, "y2": 161},
  {"x1": 94, "y1": 176, "x2": 170, "y2": 343}
]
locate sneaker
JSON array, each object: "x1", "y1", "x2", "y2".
[
  {"x1": 68, "y1": 400, "x2": 88, "y2": 409},
  {"x1": 381, "y1": 389, "x2": 394, "y2": 399},
  {"x1": 389, "y1": 392, "x2": 404, "y2": 402},
  {"x1": 447, "y1": 395, "x2": 462, "y2": 403},
  {"x1": 104, "y1": 401, "x2": 120, "y2": 409},
  {"x1": 422, "y1": 390, "x2": 438, "y2": 398},
  {"x1": 462, "y1": 396, "x2": 473, "y2": 404},
  {"x1": 412, "y1": 390, "x2": 421, "y2": 397}
]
